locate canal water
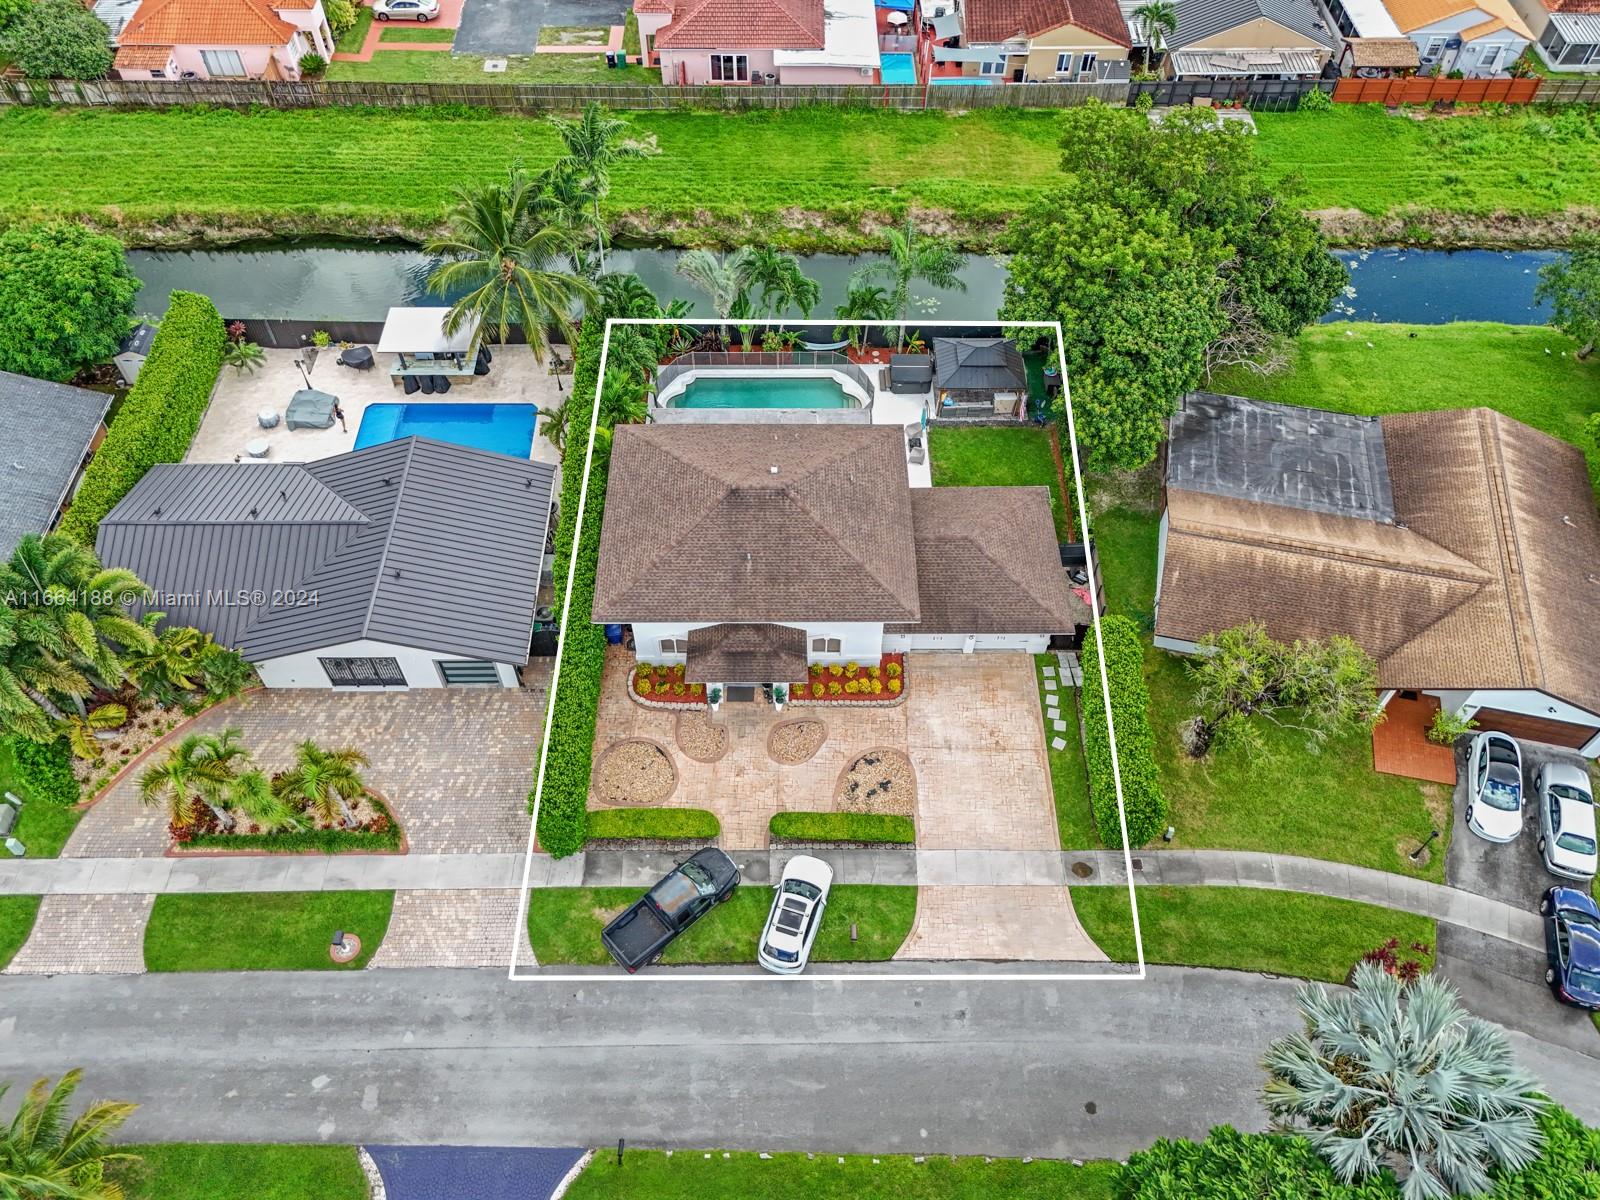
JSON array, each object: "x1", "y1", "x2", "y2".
[{"x1": 126, "y1": 244, "x2": 1561, "y2": 327}]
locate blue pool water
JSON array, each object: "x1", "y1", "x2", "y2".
[
  {"x1": 354, "y1": 403, "x2": 537, "y2": 457},
  {"x1": 672, "y1": 376, "x2": 853, "y2": 409},
  {"x1": 881, "y1": 53, "x2": 916, "y2": 84}
]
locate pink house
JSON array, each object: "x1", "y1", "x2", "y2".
[
  {"x1": 112, "y1": 0, "x2": 334, "y2": 81},
  {"x1": 636, "y1": 0, "x2": 882, "y2": 84}
]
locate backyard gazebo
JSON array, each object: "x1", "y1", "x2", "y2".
[{"x1": 376, "y1": 307, "x2": 483, "y2": 381}]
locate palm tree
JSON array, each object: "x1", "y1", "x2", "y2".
[
  {"x1": 546, "y1": 102, "x2": 650, "y2": 274},
  {"x1": 273, "y1": 741, "x2": 371, "y2": 830},
  {"x1": 833, "y1": 282, "x2": 897, "y2": 350},
  {"x1": 0, "y1": 1070, "x2": 139, "y2": 1199},
  {"x1": 598, "y1": 366, "x2": 648, "y2": 427},
  {"x1": 595, "y1": 271, "x2": 661, "y2": 320},
  {"x1": 741, "y1": 246, "x2": 821, "y2": 318},
  {"x1": 229, "y1": 768, "x2": 300, "y2": 834},
  {"x1": 197, "y1": 641, "x2": 253, "y2": 702},
  {"x1": 137, "y1": 729, "x2": 246, "y2": 830},
  {"x1": 1263, "y1": 962, "x2": 1545, "y2": 1200},
  {"x1": 674, "y1": 248, "x2": 754, "y2": 341},
  {"x1": 537, "y1": 398, "x2": 570, "y2": 458},
  {"x1": 0, "y1": 604, "x2": 87, "y2": 742},
  {"x1": 1132, "y1": 0, "x2": 1177, "y2": 69},
  {"x1": 850, "y1": 216, "x2": 965, "y2": 350},
  {"x1": 59, "y1": 703, "x2": 127, "y2": 760},
  {"x1": 424, "y1": 167, "x2": 598, "y2": 364},
  {"x1": 124, "y1": 618, "x2": 206, "y2": 706}
]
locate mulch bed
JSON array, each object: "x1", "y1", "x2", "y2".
[
  {"x1": 768, "y1": 718, "x2": 827, "y2": 765},
  {"x1": 833, "y1": 748, "x2": 916, "y2": 816},
  {"x1": 632, "y1": 663, "x2": 706, "y2": 706},
  {"x1": 676, "y1": 710, "x2": 730, "y2": 763},
  {"x1": 791, "y1": 654, "x2": 905, "y2": 704},
  {"x1": 593, "y1": 738, "x2": 678, "y2": 806}
]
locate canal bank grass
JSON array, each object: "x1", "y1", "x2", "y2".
[
  {"x1": 1071, "y1": 886, "x2": 1438, "y2": 983},
  {"x1": 567, "y1": 1150, "x2": 1119, "y2": 1199},
  {"x1": 143, "y1": 890, "x2": 393, "y2": 971},
  {"x1": 527, "y1": 886, "x2": 916, "y2": 965},
  {"x1": 112, "y1": 1144, "x2": 367, "y2": 1200}
]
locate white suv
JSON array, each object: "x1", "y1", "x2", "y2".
[
  {"x1": 1536, "y1": 761, "x2": 1598, "y2": 881},
  {"x1": 757, "y1": 855, "x2": 833, "y2": 975}
]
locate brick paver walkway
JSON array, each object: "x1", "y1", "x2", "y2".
[
  {"x1": 895, "y1": 887, "x2": 1108, "y2": 962},
  {"x1": 66, "y1": 681, "x2": 549, "y2": 859},
  {"x1": 3, "y1": 893, "x2": 153, "y2": 975},
  {"x1": 366, "y1": 889, "x2": 536, "y2": 969}
]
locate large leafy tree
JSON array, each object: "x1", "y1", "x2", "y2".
[
  {"x1": 546, "y1": 103, "x2": 651, "y2": 274},
  {"x1": 0, "y1": 223, "x2": 137, "y2": 382},
  {"x1": 1535, "y1": 236, "x2": 1600, "y2": 360},
  {"x1": 850, "y1": 215, "x2": 965, "y2": 349},
  {"x1": 1263, "y1": 963, "x2": 1545, "y2": 1200},
  {"x1": 0, "y1": 1069, "x2": 139, "y2": 1199},
  {"x1": 0, "y1": 0, "x2": 114, "y2": 79},
  {"x1": 425, "y1": 167, "x2": 598, "y2": 363}
]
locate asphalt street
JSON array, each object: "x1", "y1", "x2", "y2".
[{"x1": 1, "y1": 966, "x2": 1594, "y2": 1158}]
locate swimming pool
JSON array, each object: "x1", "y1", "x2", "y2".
[
  {"x1": 881, "y1": 53, "x2": 916, "y2": 84},
  {"x1": 354, "y1": 403, "x2": 537, "y2": 457},
  {"x1": 671, "y1": 376, "x2": 855, "y2": 410}
]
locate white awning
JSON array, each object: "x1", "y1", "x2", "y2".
[
  {"x1": 929, "y1": 12, "x2": 961, "y2": 38},
  {"x1": 1551, "y1": 12, "x2": 1600, "y2": 42},
  {"x1": 375, "y1": 307, "x2": 478, "y2": 355},
  {"x1": 1170, "y1": 48, "x2": 1324, "y2": 75},
  {"x1": 775, "y1": 0, "x2": 879, "y2": 67}
]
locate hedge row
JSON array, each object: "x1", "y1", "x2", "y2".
[
  {"x1": 531, "y1": 318, "x2": 612, "y2": 859},
  {"x1": 768, "y1": 812, "x2": 915, "y2": 844},
  {"x1": 586, "y1": 808, "x2": 721, "y2": 841},
  {"x1": 57, "y1": 290, "x2": 226, "y2": 543},
  {"x1": 1080, "y1": 614, "x2": 1167, "y2": 848},
  {"x1": 4, "y1": 736, "x2": 79, "y2": 807}
]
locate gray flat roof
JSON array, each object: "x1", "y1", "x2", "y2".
[
  {"x1": 0, "y1": 370, "x2": 111, "y2": 557},
  {"x1": 1166, "y1": 391, "x2": 1395, "y2": 524},
  {"x1": 932, "y1": 338, "x2": 1026, "y2": 391},
  {"x1": 98, "y1": 437, "x2": 555, "y2": 664}
]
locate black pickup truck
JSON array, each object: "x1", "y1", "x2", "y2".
[{"x1": 601, "y1": 848, "x2": 741, "y2": 972}]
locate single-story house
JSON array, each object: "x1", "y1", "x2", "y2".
[
  {"x1": 1154, "y1": 392, "x2": 1600, "y2": 755},
  {"x1": 932, "y1": 337, "x2": 1028, "y2": 419},
  {"x1": 1377, "y1": 0, "x2": 1533, "y2": 74},
  {"x1": 636, "y1": 0, "x2": 881, "y2": 84},
  {"x1": 96, "y1": 437, "x2": 556, "y2": 690},
  {"x1": 1163, "y1": 0, "x2": 1338, "y2": 77},
  {"x1": 112, "y1": 0, "x2": 335, "y2": 81},
  {"x1": 591, "y1": 424, "x2": 1084, "y2": 698},
  {"x1": 0, "y1": 371, "x2": 111, "y2": 558},
  {"x1": 1511, "y1": 0, "x2": 1600, "y2": 71},
  {"x1": 931, "y1": 0, "x2": 1132, "y2": 81}
]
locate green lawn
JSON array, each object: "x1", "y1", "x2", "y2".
[
  {"x1": 333, "y1": 6, "x2": 372, "y2": 54},
  {"x1": 378, "y1": 25, "x2": 456, "y2": 43},
  {"x1": 0, "y1": 895, "x2": 41, "y2": 971},
  {"x1": 143, "y1": 891, "x2": 394, "y2": 971},
  {"x1": 114, "y1": 1144, "x2": 367, "y2": 1199},
  {"x1": 0, "y1": 739, "x2": 83, "y2": 858},
  {"x1": 1036, "y1": 654, "x2": 1095, "y2": 849},
  {"x1": 568, "y1": 1150, "x2": 1118, "y2": 1199},
  {"x1": 527, "y1": 885, "x2": 917, "y2": 966},
  {"x1": 1072, "y1": 885, "x2": 1438, "y2": 983},
  {"x1": 928, "y1": 425, "x2": 1071, "y2": 537},
  {"x1": 325, "y1": 54, "x2": 662, "y2": 86}
]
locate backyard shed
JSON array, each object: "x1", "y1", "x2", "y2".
[
  {"x1": 932, "y1": 337, "x2": 1027, "y2": 419},
  {"x1": 114, "y1": 322, "x2": 158, "y2": 386}
]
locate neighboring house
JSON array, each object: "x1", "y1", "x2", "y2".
[
  {"x1": 1163, "y1": 0, "x2": 1337, "y2": 77},
  {"x1": 91, "y1": 0, "x2": 146, "y2": 43},
  {"x1": 591, "y1": 425, "x2": 1084, "y2": 699},
  {"x1": 1325, "y1": 0, "x2": 1423, "y2": 71},
  {"x1": 0, "y1": 371, "x2": 111, "y2": 559},
  {"x1": 1377, "y1": 0, "x2": 1533, "y2": 74},
  {"x1": 932, "y1": 337, "x2": 1028, "y2": 420},
  {"x1": 930, "y1": 0, "x2": 1132, "y2": 81},
  {"x1": 636, "y1": 0, "x2": 881, "y2": 84},
  {"x1": 112, "y1": 0, "x2": 335, "y2": 81},
  {"x1": 96, "y1": 438, "x2": 556, "y2": 690},
  {"x1": 1511, "y1": 0, "x2": 1600, "y2": 71},
  {"x1": 1154, "y1": 392, "x2": 1600, "y2": 755}
]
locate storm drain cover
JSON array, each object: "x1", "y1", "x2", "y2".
[{"x1": 484, "y1": 58, "x2": 508, "y2": 72}]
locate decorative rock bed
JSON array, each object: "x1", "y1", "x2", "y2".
[
  {"x1": 592, "y1": 738, "x2": 678, "y2": 806},
  {"x1": 768, "y1": 718, "x2": 827, "y2": 765},
  {"x1": 675, "y1": 710, "x2": 730, "y2": 763},
  {"x1": 833, "y1": 748, "x2": 916, "y2": 815}
]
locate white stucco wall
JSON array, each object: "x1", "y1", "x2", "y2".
[
  {"x1": 255, "y1": 637, "x2": 519, "y2": 689},
  {"x1": 278, "y1": 1, "x2": 334, "y2": 60},
  {"x1": 632, "y1": 621, "x2": 884, "y2": 670},
  {"x1": 1430, "y1": 688, "x2": 1600, "y2": 730}
]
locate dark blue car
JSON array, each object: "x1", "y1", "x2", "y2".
[{"x1": 1541, "y1": 886, "x2": 1600, "y2": 1011}]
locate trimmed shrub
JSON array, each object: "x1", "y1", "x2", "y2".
[
  {"x1": 768, "y1": 812, "x2": 914, "y2": 844},
  {"x1": 6, "y1": 737, "x2": 80, "y2": 807},
  {"x1": 0, "y1": 223, "x2": 138, "y2": 381},
  {"x1": 58, "y1": 291, "x2": 226, "y2": 544},
  {"x1": 586, "y1": 808, "x2": 720, "y2": 841},
  {"x1": 1080, "y1": 614, "x2": 1166, "y2": 848}
]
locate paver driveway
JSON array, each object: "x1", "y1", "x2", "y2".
[{"x1": 66, "y1": 681, "x2": 550, "y2": 859}]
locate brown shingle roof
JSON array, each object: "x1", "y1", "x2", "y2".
[
  {"x1": 890, "y1": 487, "x2": 1085, "y2": 634},
  {"x1": 593, "y1": 424, "x2": 920, "y2": 624},
  {"x1": 1156, "y1": 398, "x2": 1600, "y2": 715},
  {"x1": 119, "y1": 0, "x2": 295, "y2": 46},
  {"x1": 963, "y1": 0, "x2": 1132, "y2": 46},
  {"x1": 685, "y1": 622, "x2": 808, "y2": 682},
  {"x1": 1345, "y1": 37, "x2": 1421, "y2": 68},
  {"x1": 654, "y1": 0, "x2": 824, "y2": 49}
]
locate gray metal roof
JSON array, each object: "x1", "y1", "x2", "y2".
[
  {"x1": 0, "y1": 370, "x2": 111, "y2": 557},
  {"x1": 117, "y1": 323, "x2": 157, "y2": 358},
  {"x1": 1167, "y1": 391, "x2": 1395, "y2": 524},
  {"x1": 1172, "y1": 0, "x2": 1338, "y2": 49},
  {"x1": 97, "y1": 437, "x2": 555, "y2": 665},
  {"x1": 932, "y1": 338, "x2": 1026, "y2": 391}
]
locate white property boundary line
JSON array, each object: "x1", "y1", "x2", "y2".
[{"x1": 509, "y1": 318, "x2": 1146, "y2": 983}]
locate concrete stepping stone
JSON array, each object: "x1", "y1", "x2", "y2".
[{"x1": 1051, "y1": 736, "x2": 1067, "y2": 751}]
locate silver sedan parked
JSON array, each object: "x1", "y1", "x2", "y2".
[
  {"x1": 1535, "y1": 761, "x2": 1598, "y2": 881},
  {"x1": 373, "y1": 0, "x2": 439, "y2": 20}
]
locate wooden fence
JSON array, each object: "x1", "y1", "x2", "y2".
[{"x1": 1331, "y1": 76, "x2": 1542, "y2": 105}]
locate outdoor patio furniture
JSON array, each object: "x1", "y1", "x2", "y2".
[
  {"x1": 257, "y1": 408, "x2": 280, "y2": 429},
  {"x1": 245, "y1": 438, "x2": 270, "y2": 459},
  {"x1": 432, "y1": 375, "x2": 450, "y2": 394},
  {"x1": 418, "y1": 375, "x2": 436, "y2": 394},
  {"x1": 337, "y1": 346, "x2": 374, "y2": 371},
  {"x1": 285, "y1": 388, "x2": 339, "y2": 430},
  {"x1": 403, "y1": 374, "x2": 420, "y2": 395},
  {"x1": 799, "y1": 338, "x2": 849, "y2": 352},
  {"x1": 474, "y1": 349, "x2": 490, "y2": 376}
]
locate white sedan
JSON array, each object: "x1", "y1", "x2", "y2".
[
  {"x1": 1465, "y1": 731, "x2": 1524, "y2": 843},
  {"x1": 1536, "y1": 761, "x2": 1597, "y2": 881},
  {"x1": 757, "y1": 855, "x2": 833, "y2": 975},
  {"x1": 373, "y1": 0, "x2": 439, "y2": 20}
]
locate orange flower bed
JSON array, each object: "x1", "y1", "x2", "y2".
[
  {"x1": 633, "y1": 662, "x2": 705, "y2": 704},
  {"x1": 792, "y1": 654, "x2": 905, "y2": 702}
]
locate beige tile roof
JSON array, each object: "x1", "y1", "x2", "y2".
[{"x1": 1380, "y1": 0, "x2": 1533, "y2": 38}]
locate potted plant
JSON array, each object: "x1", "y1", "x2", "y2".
[
  {"x1": 904, "y1": 331, "x2": 926, "y2": 354},
  {"x1": 772, "y1": 684, "x2": 787, "y2": 712},
  {"x1": 707, "y1": 685, "x2": 723, "y2": 714}
]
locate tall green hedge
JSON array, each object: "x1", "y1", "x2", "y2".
[
  {"x1": 4, "y1": 736, "x2": 79, "y2": 807},
  {"x1": 531, "y1": 318, "x2": 612, "y2": 858},
  {"x1": 1080, "y1": 613, "x2": 1166, "y2": 848},
  {"x1": 58, "y1": 290, "x2": 226, "y2": 544}
]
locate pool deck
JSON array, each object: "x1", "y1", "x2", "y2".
[{"x1": 188, "y1": 345, "x2": 566, "y2": 467}]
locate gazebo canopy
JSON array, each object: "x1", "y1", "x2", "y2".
[{"x1": 375, "y1": 307, "x2": 479, "y2": 355}]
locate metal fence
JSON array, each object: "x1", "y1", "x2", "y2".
[
  {"x1": 654, "y1": 351, "x2": 878, "y2": 405},
  {"x1": 1129, "y1": 77, "x2": 1330, "y2": 111}
]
